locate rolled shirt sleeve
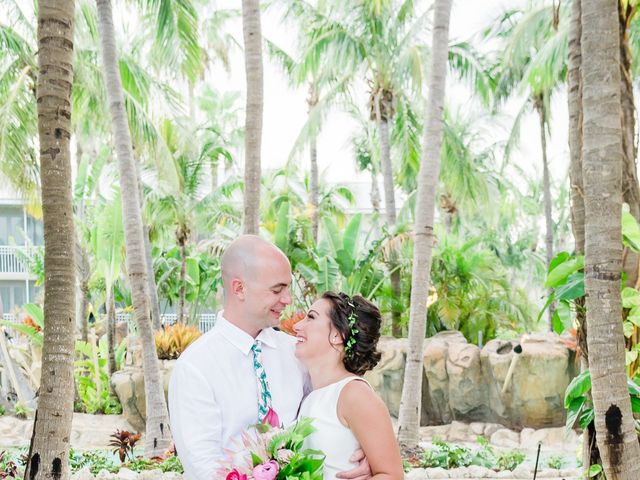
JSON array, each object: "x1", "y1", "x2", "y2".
[{"x1": 169, "y1": 360, "x2": 222, "y2": 480}]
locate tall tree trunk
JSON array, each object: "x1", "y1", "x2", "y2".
[
  {"x1": 376, "y1": 105, "x2": 402, "y2": 337},
  {"x1": 144, "y1": 224, "x2": 162, "y2": 330},
  {"x1": 134, "y1": 161, "x2": 161, "y2": 331},
  {"x1": 177, "y1": 235, "x2": 187, "y2": 324},
  {"x1": 106, "y1": 285, "x2": 116, "y2": 380},
  {"x1": 535, "y1": 96, "x2": 555, "y2": 331},
  {"x1": 242, "y1": 0, "x2": 263, "y2": 234},
  {"x1": 370, "y1": 168, "x2": 381, "y2": 214},
  {"x1": 397, "y1": 0, "x2": 452, "y2": 448},
  {"x1": 567, "y1": 0, "x2": 597, "y2": 472},
  {"x1": 308, "y1": 83, "x2": 320, "y2": 242},
  {"x1": 96, "y1": 0, "x2": 172, "y2": 457},
  {"x1": 25, "y1": 1, "x2": 76, "y2": 477},
  {"x1": 76, "y1": 240, "x2": 91, "y2": 342},
  {"x1": 581, "y1": 0, "x2": 640, "y2": 477},
  {"x1": 619, "y1": 3, "x2": 640, "y2": 286}
]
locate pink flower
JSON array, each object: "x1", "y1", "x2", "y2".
[
  {"x1": 261, "y1": 407, "x2": 280, "y2": 428},
  {"x1": 225, "y1": 469, "x2": 248, "y2": 480},
  {"x1": 252, "y1": 460, "x2": 280, "y2": 480}
]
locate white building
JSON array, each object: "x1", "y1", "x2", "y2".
[{"x1": 0, "y1": 181, "x2": 42, "y2": 321}]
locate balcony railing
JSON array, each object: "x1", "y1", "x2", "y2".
[
  {"x1": 2, "y1": 312, "x2": 216, "y2": 334},
  {"x1": 0, "y1": 245, "x2": 35, "y2": 274}
]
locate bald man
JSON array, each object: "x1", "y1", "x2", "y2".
[{"x1": 168, "y1": 236, "x2": 371, "y2": 480}]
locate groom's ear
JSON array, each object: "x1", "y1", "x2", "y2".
[{"x1": 231, "y1": 278, "x2": 245, "y2": 300}]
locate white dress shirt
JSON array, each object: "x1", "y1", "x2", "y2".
[{"x1": 168, "y1": 314, "x2": 308, "y2": 480}]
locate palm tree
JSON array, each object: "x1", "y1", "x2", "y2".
[
  {"x1": 95, "y1": 0, "x2": 172, "y2": 457},
  {"x1": 581, "y1": 0, "x2": 640, "y2": 477},
  {"x1": 24, "y1": 1, "x2": 76, "y2": 478},
  {"x1": 487, "y1": 1, "x2": 569, "y2": 329},
  {"x1": 397, "y1": 0, "x2": 453, "y2": 448},
  {"x1": 241, "y1": 0, "x2": 263, "y2": 234}
]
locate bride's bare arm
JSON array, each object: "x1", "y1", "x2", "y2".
[{"x1": 337, "y1": 380, "x2": 404, "y2": 480}]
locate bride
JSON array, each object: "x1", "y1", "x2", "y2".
[{"x1": 294, "y1": 291, "x2": 404, "y2": 480}]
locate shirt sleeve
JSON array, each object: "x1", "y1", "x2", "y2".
[{"x1": 169, "y1": 359, "x2": 222, "y2": 480}]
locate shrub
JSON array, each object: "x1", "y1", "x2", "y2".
[
  {"x1": 155, "y1": 323, "x2": 201, "y2": 360},
  {"x1": 496, "y1": 449, "x2": 526, "y2": 471},
  {"x1": 546, "y1": 455, "x2": 565, "y2": 470}
]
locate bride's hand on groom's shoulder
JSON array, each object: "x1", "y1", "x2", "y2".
[{"x1": 335, "y1": 449, "x2": 372, "y2": 480}]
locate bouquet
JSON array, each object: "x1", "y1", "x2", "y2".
[{"x1": 219, "y1": 408, "x2": 325, "y2": 480}]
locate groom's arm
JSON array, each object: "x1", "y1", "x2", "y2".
[{"x1": 168, "y1": 360, "x2": 223, "y2": 480}]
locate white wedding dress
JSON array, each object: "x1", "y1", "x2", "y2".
[{"x1": 298, "y1": 376, "x2": 369, "y2": 479}]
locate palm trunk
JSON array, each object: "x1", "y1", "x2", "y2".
[
  {"x1": 535, "y1": 96, "x2": 555, "y2": 331},
  {"x1": 177, "y1": 238, "x2": 187, "y2": 324},
  {"x1": 377, "y1": 112, "x2": 402, "y2": 337},
  {"x1": 25, "y1": 1, "x2": 76, "y2": 477},
  {"x1": 242, "y1": 0, "x2": 263, "y2": 235},
  {"x1": 567, "y1": 0, "x2": 596, "y2": 471},
  {"x1": 308, "y1": 83, "x2": 320, "y2": 242},
  {"x1": 106, "y1": 285, "x2": 116, "y2": 379},
  {"x1": 134, "y1": 161, "x2": 162, "y2": 331},
  {"x1": 144, "y1": 224, "x2": 162, "y2": 330},
  {"x1": 370, "y1": 168, "x2": 381, "y2": 214},
  {"x1": 397, "y1": 0, "x2": 452, "y2": 448},
  {"x1": 581, "y1": 0, "x2": 640, "y2": 477},
  {"x1": 619, "y1": 3, "x2": 640, "y2": 287},
  {"x1": 96, "y1": 0, "x2": 172, "y2": 457}
]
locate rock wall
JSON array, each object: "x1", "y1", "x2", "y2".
[
  {"x1": 113, "y1": 331, "x2": 577, "y2": 430},
  {"x1": 364, "y1": 331, "x2": 577, "y2": 428}
]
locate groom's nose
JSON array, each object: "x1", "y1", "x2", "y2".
[{"x1": 280, "y1": 287, "x2": 292, "y2": 305}]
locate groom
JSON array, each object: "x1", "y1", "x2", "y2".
[{"x1": 168, "y1": 235, "x2": 371, "y2": 479}]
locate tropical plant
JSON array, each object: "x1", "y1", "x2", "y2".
[
  {"x1": 74, "y1": 335, "x2": 126, "y2": 414},
  {"x1": 428, "y1": 236, "x2": 533, "y2": 343},
  {"x1": 155, "y1": 323, "x2": 201, "y2": 360},
  {"x1": 110, "y1": 430, "x2": 142, "y2": 463}
]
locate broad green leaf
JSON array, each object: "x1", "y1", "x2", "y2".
[
  {"x1": 628, "y1": 307, "x2": 640, "y2": 327},
  {"x1": 631, "y1": 396, "x2": 640, "y2": 413},
  {"x1": 564, "y1": 370, "x2": 591, "y2": 408},
  {"x1": 548, "y1": 252, "x2": 571, "y2": 272},
  {"x1": 554, "y1": 273, "x2": 584, "y2": 301},
  {"x1": 342, "y1": 214, "x2": 362, "y2": 260},
  {"x1": 274, "y1": 201, "x2": 290, "y2": 252},
  {"x1": 628, "y1": 378, "x2": 640, "y2": 396},
  {"x1": 545, "y1": 256, "x2": 584, "y2": 288},
  {"x1": 624, "y1": 321, "x2": 635, "y2": 338},
  {"x1": 186, "y1": 257, "x2": 199, "y2": 285},
  {"x1": 565, "y1": 396, "x2": 585, "y2": 430},
  {"x1": 588, "y1": 464, "x2": 602, "y2": 477},
  {"x1": 321, "y1": 217, "x2": 341, "y2": 255},
  {"x1": 622, "y1": 210, "x2": 640, "y2": 252},
  {"x1": 626, "y1": 350, "x2": 638, "y2": 366},
  {"x1": 579, "y1": 407, "x2": 595, "y2": 430},
  {"x1": 551, "y1": 302, "x2": 571, "y2": 334},
  {"x1": 622, "y1": 287, "x2": 640, "y2": 308}
]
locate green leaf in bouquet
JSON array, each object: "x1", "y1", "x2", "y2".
[{"x1": 251, "y1": 451, "x2": 264, "y2": 467}]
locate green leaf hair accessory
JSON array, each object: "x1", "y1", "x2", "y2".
[{"x1": 344, "y1": 298, "x2": 359, "y2": 358}]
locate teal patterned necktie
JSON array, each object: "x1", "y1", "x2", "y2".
[{"x1": 251, "y1": 340, "x2": 273, "y2": 421}]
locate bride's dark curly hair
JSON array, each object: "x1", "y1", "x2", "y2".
[{"x1": 322, "y1": 291, "x2": 382, "y2": 375}]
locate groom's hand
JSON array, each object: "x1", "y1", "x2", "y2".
[{"x1": 335, "y1": 449, "x2": 372, "y2": 479}]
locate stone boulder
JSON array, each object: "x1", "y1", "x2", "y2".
[
  {"x1": 482, "y1": 333, "x2": 573, "y2": 428},
  {"x1": 369, "y1": 331, "x2": 575, "y2": 428},
  {"x1": 111, "y1": 360, "x2": 174, "y2": 431}
]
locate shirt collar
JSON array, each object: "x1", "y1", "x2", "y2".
[{"x1": 216, "y1": 313, "x2": 278, "y2": 355}]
